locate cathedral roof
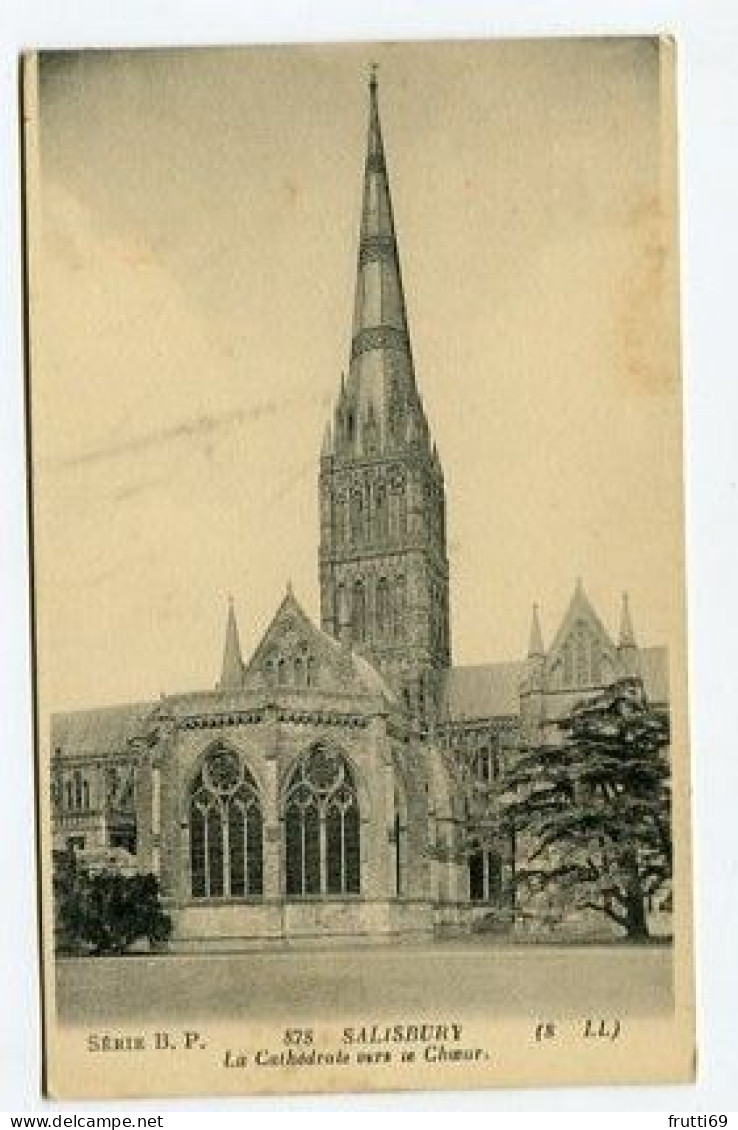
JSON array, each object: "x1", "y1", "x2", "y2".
[
  {"x1": 51, "y1": 701, "x2": 154, "y2": 759},
  {"x1": 445, "y1": 644, "x2": 669, "y2": 722},
  {"x1": 445, "y1": 662, "x2": 524, "y2": 721}
]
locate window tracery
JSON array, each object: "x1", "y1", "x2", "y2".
[
  {"x1": 284, "y1": 746, "x2": 360, "y2": 897},
  {"x1": 190, "y1": 745, "x2": 263, "y2": 900}
]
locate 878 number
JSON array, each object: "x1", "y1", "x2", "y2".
[{"x1": 283, "y1": 1028, "x2": 314, "y2": 1046}]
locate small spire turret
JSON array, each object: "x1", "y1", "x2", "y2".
[
  {"x1": 618, "y1": 591, "x2": 640, "y2": 677},
  {"x1": 218, "y1": 596, "x2": 245, "y2": 692},
  {"x1": 528, "y1": 603, "x2": 544, "y2": 658}
]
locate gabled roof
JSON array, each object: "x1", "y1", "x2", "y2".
[
  {"x1": 242, "y1": 587, "x2": 396, "y2": 703},
  {"x1": 547, "y1": 578, "x2": 615, "y2": 664},
  {"x1": 444, "y1": 645, "x2": 669, "y2": 723},
  {"x1": 445, "y1": 662, "x2": 524, "y2": 721},
  {"x1": 51, "y1": 702, "x2": 153, "y2": 759}
]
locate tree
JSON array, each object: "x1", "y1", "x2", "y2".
[
  {"x1": 53, "y1": 849, "x2": 172, "y2": 955},
  {"x1": 485, "y1": 677, "x2": 671, "y2": 939}
]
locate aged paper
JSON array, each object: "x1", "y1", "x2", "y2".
[{"x1": 23, "y1": 38, "x2": 694, "y2": 1099}]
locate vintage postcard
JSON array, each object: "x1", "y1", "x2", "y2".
[{"x1": 23, "y1": 38, "x2": 694, "y2": 1099}]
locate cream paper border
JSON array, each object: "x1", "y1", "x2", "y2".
[{"x1": 22, "y1": 39, "x2": 695, "y2": 1100}]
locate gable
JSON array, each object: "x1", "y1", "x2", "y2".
[{"x1": 545, "y1": 584, "x2": 618, "y2": 693}]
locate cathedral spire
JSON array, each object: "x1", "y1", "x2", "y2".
[
  {"x1": 218, "y1": 596, "x2": 244, "y2": 691},
  {"x1": 528, "y1": 603, "x2": 544, "y2": 658},
  {"x1": 318, "y1": 75, "x2": 450, "y2": 706}
]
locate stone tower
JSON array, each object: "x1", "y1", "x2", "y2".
[{"x1": 319, "y1": 71, "x2": 450, "y2": 720}]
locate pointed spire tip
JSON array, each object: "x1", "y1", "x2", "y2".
[
  {"x1": 528, "y1": 602, "x2": 544, "y2": 658},
  {"x1": 619, "y1": 589, "x2": 636, "y2": 649},
  {"x1": 219, "y1": 594, "x2": 244, "y2": 691}
]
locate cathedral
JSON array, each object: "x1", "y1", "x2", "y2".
[{"x1": 50, "y1": 73, "x2": 669, "y2": 947}]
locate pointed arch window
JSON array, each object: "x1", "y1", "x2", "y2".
[
  {"x1": 562, "y1": 641, "x2": 573, "y2": 686},
  {"x1": 350, "y1": 489, "x2": 363, "y2": 543},
  {"x1": 393, "y1": 783, "x2": 406, "y2": 897},
  {"x1": 334, "y1": 499, "x2": 343, "y2": 547},
  {"x1": 469, "y1": 849, "x2": 503, "y2": 903},
  {"x1": 392, "y1": 575, "x2": 406, "y2": 639},
  {"x1": 335, "y1": 583, "x2": 346, "y2": 636},
  {"x1": 190, "y1": 745, "x2": 263, "y2": 900},
  {"x1": 284, "y1": 745, "x2": 360, "y2": 897},
  {"x1": 574, "y1": 623, "x2": 590, "y2": 685},
  {"x1": 352, "y1": 579, "x2": 366, "y2": 642},
  {"x1": 376, "y1": 482, "x2": 388, "y2": 542},
  {"x1": 376, "y1": 577, "x2": 390, "y2": 637},
  {"x1": 73, "y1": 770, "x2": 83, "y2": 810}
]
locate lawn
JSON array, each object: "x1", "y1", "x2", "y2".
[{"x1": 56, "y1": 939, "x2": 673, "y2": 1024}]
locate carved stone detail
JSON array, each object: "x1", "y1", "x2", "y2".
[
  {"x1": 358, "y1": 234, "x2": 395, "y2": 267},
  {"x1": 351, "y1": 325, "x2": 409, "y2": 361}
]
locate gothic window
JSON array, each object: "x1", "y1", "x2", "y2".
[
  {"x1": 277, "y1": 657, "x2": 287, "y2": 686},
  {"x1": 350, "y1": 489, "x2": 363, "y2": 543},
  {"x1": 417, "y1": 676, "x2": 426, "y2": 720},
  {"x1": 190, "y1": 745, "x2": 263, "y2": 900},
  {"x1": 82, "y1": 779, "x2": 90, "y2": 809},
  {"x1": 306, "y1": 657, "x2": 316, "y2": 687},
  {"x1": 376, "y1": 483, "x2": 388, "y2": 541},
  {"x1": 469, "y1": 850, "x2": 503, "y2": 903},
  {"x1": 294, "y1": 656, "x2": 304, "y2": 685},
  {"x1": 562, "y1": 641, "x2": 573, "y2": 686},
  {"x1": 364, "y1": 483, "x2": 372, "y2": 543},
  {"x1": 335, "y1": 495, "x2": 346, "y2": 547},
  {"x1": 398, "y1": 486, "x2": 408, "y2": 538},
  {"x1": 65, "y1": 780, "x2": 73, "y2": 810},
  {"x1": 352, "y1": 579, "x2": 366, "y2": 642},
  {"x1": 284, "y1": 745, "x2": 360, "y2": 897},
  {"x1": 393, "y1": 785, "x2": 405, "y2": 897},
  {"x1": 109, "y1": 828, "x2": 136, "y2": 854},
  {"x1": 558, "y1": 622, "x2": 598, "y2": 689},
  {"x1": 376, "y1": 577, "x2": 389, "y2": 637},
  {"x1": 335, "y1": 583, "x2": 346, "y2": 634},
  {"x1": 574, "y1": 623, "x2": 589, "y2": 685},
  {"x1": 392, "y1": 575, "x2": 406, "y2": 639},
  {"x1": 74, "y1": 770, "x2": 83, "y2": 810},
  {"x1": 475, "y1": 742, "x2": 498, "y2": 783},
  {"x1": 469, "y1": 850, "x2": 484, "y2": 901}
]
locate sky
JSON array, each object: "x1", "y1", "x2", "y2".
[{"x1": 29, "y1": 39, "x2": 684, "y2": 712}]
